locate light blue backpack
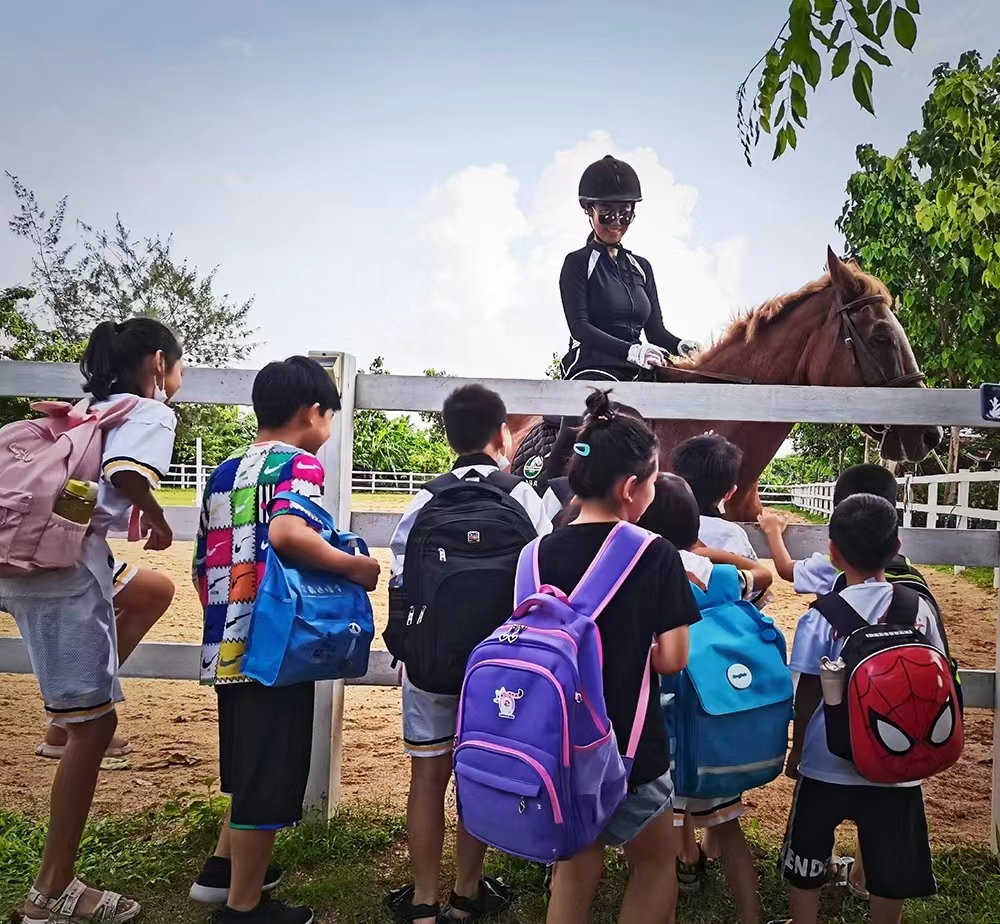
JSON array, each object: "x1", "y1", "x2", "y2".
[
  {"x1": 241, "y1": 492, "x2": 375, "y2": 686},
  {"x1": 662, "y1": 564, "x2": 793, "y2": 798}
]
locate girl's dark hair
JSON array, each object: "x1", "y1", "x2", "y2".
[
  {"x1": 566, "y1": 389, "x2": 658, "y2": 501},
  {"x1": 671, "y1": 434, "x2": 744, "y2": 517},
  {"x1": 637, "y1": 474, "x2": 701, "y2": 551},
  {"x1": 80, "y1": 318, "x2": 182, "y2": 401}
]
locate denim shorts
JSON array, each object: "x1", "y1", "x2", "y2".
[{"x1": 602, "y1": 770, "x2": 674, "y2": 846}]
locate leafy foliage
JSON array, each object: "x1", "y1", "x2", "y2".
[
  {"x1": 545, "y1": 353, "x2": 563, "y2": 380},
  {"x1": 738, "y1": 0, "x2": 921, "y2": 164},
  {"x1": 173, "y1": 406, "x2": 257, "y2": 466}
]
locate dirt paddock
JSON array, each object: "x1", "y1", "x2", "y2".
[{"x1": 1, "y1": 528, "x2": 996, "y2": 848}]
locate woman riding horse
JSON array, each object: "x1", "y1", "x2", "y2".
[{"x1": 531, "y1": 155, "x2": 699, "y2": 492}]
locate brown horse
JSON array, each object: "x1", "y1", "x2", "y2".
[{"x1": 508, "y1": 248, "x2": 942, "y2": 521}]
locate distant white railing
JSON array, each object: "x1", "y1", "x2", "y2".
[{"x1": 781, "y1": 471, "x2": 1000, "y2": 588}]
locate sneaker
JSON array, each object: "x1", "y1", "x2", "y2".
[
  {"x1": 190, "y1": 856, "x2": 283, "y2": 905},
  {"x1": 213, "y1": 898, "x2": 313, "y2": 924}
]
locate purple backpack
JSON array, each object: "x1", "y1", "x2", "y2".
[{"x1": 454, "y1": 521, "x2": 655, "y2": 863}]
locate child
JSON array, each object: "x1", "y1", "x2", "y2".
[
  {"x1": 190, "y1": 356, "x2": 380, "y2": 924},
  {"x1": 385, "y1": 384, "x2": 550, "y2": 924},
  {"x1": 770, "y1": 494, "x2": 942, "y2": 924},
  {"x1": 539, "y1": 390, "x2": 700, "y2": 924},
  {"x1": 1, "y1": 318, "x2": 182, "y2": 924},
  {"x1": 638, "y1": 474, "x2": 771, "y2": 924}
]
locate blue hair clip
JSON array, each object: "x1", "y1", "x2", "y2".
[{"x1": 573, "y1": 442, "x2": 591, "y2": 457}]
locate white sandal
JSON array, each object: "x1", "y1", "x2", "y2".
[{"x1": 23, "y1": 878, "x2": 141, "y2": 923}]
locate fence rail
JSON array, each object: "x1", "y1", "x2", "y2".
[{"x1": 1, "y1": 356, "x2": 998, "y2": 852}]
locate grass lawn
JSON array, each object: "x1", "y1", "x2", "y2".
[
  {"x1": 159, "y1": 490, "x2": 413, "y2": 513},
  {"x1": 1, "y1": 801, "x2": 996, "y2": 923}
]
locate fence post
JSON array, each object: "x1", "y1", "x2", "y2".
[
  {"x1": 926, "y1": 482, "x2": 939, "y2": 530},
  {"x1": 955, "y1": 471, "x2": 970, "y2": 576},
  {"x1": 303, "y1": 352, "x2": 356, "y2": 818},
  {"x1": 902, "y1": 475, "x2": 912, "y2": 528},
  {"x1": 194, "y1": 438, "x2": 204, "y2": 508}
]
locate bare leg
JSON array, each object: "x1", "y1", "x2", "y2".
[
  {"x1": 227, "y1": 828, "x2": 277, "y2": 912},
  {"x1": 678, "y1": 812, "x2": 700, "y2": 865},
  {"x1": 24, "y1": 712, "x2": 129, "y2": 918},
  {"x1": 408, "y1": 754, "x2": 453, "y2": 924},
  {"x1": 449, "y1": 820, "x2": 488, "y2": 918},
  {"x1": 786, "y1": 885, "x2": 821, "y2": 924},
  {"x1": 714, "y1": 820, "x2": 759, "y2": 924},
  {"x1": 619, "y1": 812, "x2": 680, "y2": 924},
  {"x1": 546, "y1": 841, "x2": 605, "y2": 924},
  {"x1": 213, "y1": 808, "x2": 233, "y2": 860},
  {"x1": 850, "y1": 846, "x2": 867, "y2": 893},
  {"x1": 869, "y1": 894, "x2": 904, "y2": 924}
]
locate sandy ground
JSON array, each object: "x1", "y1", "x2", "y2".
[{"x1": 1, "y1": 516, "x2": 996, "y2": 847}]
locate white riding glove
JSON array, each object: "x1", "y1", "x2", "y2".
[
  {"x1": 627, "y1": 343, "x2": 666, "y2": 369},
  {"x1": 677, "y1": 339, "x2": 701, "y2": 358}
]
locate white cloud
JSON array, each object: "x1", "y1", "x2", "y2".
[{"x1": 399, "y1": 132, "x2": 745, "y2": 379}]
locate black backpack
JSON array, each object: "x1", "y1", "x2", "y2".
[{"x1": 384, "y1": 469, "x2": 538, "y2": 694}]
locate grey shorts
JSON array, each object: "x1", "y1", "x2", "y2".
[
  {"x1": 2, "y1": 543, "x2": 120, "y2": 724},
  {"x1": 401, "y1": 671, "x2": 459, "y2": 758},
  {"x1": 602, "y1": 770, "x2": 674, "y2": 846}
]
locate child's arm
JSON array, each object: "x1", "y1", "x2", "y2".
[
  {"x1": 756, "y1": 511, "x2": 795, "y2": 582},
  {"x1": 651, "y1": 625, "x2": 690, "y2": 676},
  {"x1": 268, "y1": 515, "x2": 380, "y2": 592},
  {"x1": 695, "y1": 546, "x2": 772, "y2": 596},
  {"x1": 110, "y1": 471, "x2": 172, "y2": 551},
  {"x1": 787, "y1": 674, "x2": 823, "y2": 779}
]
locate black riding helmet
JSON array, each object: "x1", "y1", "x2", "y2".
[{"x1": 578, "y1": 155, "x2": 642, "y2": 206}]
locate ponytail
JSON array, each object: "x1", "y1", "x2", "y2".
[
  {"x1": 566, "y1": 389, "x2": 658, "y2": 501},
  {"x1": 80, "y1": 317, "x2": 182, "y2": 400}
]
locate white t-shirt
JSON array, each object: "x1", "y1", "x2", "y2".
[
  {"x1": 679, "y1": 548, "x2": 714, "y2": 587},
  {"x1": 793, "y1": 552, "x2": 839, "y2": 596},
  {"x1": 698, "y1": 515, "x2": 758, "y2": 560},
  {"x1": 789, "y1": 580, "x2": 945, "y2": 788}
]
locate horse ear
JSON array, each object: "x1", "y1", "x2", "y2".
[{"x1": 827, "y1": 246, "x2": 863, "y2": 303}]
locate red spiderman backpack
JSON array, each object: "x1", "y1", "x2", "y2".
[{"x1": 812, "y1": 585, "x2": 963, "y2": 784}]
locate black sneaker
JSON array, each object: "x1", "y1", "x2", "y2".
[
  {"x1": 212, "y1": 898, "x2": 313, "y2": 924},
  {"x1": 190, "y1": 855, "x2": 283, "y2": 905}
]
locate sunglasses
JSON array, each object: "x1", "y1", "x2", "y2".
[{"x1": 595, "y1": 204, "x2": 635, "y2": 226}]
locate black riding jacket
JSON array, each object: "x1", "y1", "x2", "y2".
[{"x1": 559, "y1": 241, "x2": 681, "y2": 376}]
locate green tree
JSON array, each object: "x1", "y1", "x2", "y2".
[
  {"x1": 739, "y1": 0, "x2": 921, "y2": 164},
  {"x1": 545, "y1": 353, "x2": 563, "y2": 380},
  {"x1": 837, "y1": 51, "x2": 1000, "y2": 471}
]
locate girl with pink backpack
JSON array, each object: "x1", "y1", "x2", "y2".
[
  {"x1": 0, "y1": 318, "x2": 183, "y2": 924},
  {"x1": 530, "y1": 390, "x2": 700, "y2": 924}
]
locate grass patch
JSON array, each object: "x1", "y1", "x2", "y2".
[
  {"x1": 158, "y1": 487, "x2": 197, "y2": 507},
  {"x1": 928, "y1": 564, "x2": 998, "y2": 592},
  {"x1": 2, "y1": 800, "x2": 997, "y2": 923},
  {"x1": 157, "y1": 490, "x2": 414, "y2": 513}
]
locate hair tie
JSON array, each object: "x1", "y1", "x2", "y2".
[{"x1": 573, "y1": 442, "x2": 591, "y2": 457}]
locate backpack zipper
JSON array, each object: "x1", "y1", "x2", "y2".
[{"x1": 455, "y1": 740, "x2": 563, "y2": 824}]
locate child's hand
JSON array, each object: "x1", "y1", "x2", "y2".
[
  {"x1": 784, "y1": 748, "x2": 801, "y2": 780},
  {"x1": 142, "y1": 510, "x2": 173, "y2": 551},
  {"x1": 352, "y1": 554, "x2": 381, "y2": 593},
  {"x1": 757, "y1": 511, "x2": 787, "y2": 536}
]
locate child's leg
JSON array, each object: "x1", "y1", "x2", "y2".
[
  {"x1": 786, "y1": 885, "x2": 821, "y2": 924},
  {"x1": 546, "y1": 841, "x2": 605, "y2": 924},
  {"x1": 227, "y1": 829, "x2": 279, "y2": 911},
  {"x1": 868, "y1": 896, "x2": 904, "y2": 924},
  {"x1": 678, "y1": 811, "x2": 700, "y2": 865},
  {"x1": 850, "y1": 844, "x2": 867, "y2": 892},
  {"x1": 620, "y1": 811, "x2": 680, "y2": 924},
  {"x1": 407, "y1": 753, "x2": 453, "y2": 922},
  {"x1": 714, "y1": 818, "x2": 760, "y2": 924}
]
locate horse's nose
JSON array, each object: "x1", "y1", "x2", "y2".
[{"x1": 923, "y1": 426, "x2": 944, "y2": 453}]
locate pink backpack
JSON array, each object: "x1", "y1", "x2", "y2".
[{"x1": 0, "y1": 396, "x2": 138, "y2": 575}]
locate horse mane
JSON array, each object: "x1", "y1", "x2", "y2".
[{"x1": 683, "y1": 260, "x2": 887, "y2": 367}]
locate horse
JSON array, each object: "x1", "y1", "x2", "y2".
[{"x1": 508, "y1": 248, "x2": 942, "y2": 521}]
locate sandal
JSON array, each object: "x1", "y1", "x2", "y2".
[
  {"x1": 676, "y1": 845, "x2": 707, "y2": 895},
  {"x1": 384, "y1": 884, "x2": 440, "y2": 923},
  {"x1": 23, "y1": 878, "x2": 141, "y2": 923},
  {"x1": 845, "y1": 858, "x2": 870, "y2": 902},
  {"x1": 441, "y1": 876, "x2": 511, "y2": 920},
  {"x1": 35, "y1": 741, "x2": 134, "y2": 761}
]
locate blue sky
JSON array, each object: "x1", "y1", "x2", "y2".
[{"x1": 1, "y1": 0, "x2": 996, "y2": 378}]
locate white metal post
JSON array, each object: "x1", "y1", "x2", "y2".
[
  {"x1": 926, "y1": 482, "x2": 939, "y2": 530},
  {"x1": 194, "y1": 437, "x2": 204, "y2": 508},
  {"x1": 303, "y1": 351, "x2": 356, "y2": 818}
]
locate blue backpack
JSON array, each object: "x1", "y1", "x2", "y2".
[
  {"x1": 662, "y1": 564, "x2": 793, "y2": 798},
  {"x1": 241, "y1": 492, "x2": 375, "y2": 687}
]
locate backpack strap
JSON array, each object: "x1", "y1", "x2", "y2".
[
  {"x1": 812, "y1": 591, "x2": 870, "y2": 639},
  {"x1": 423, "y1": 472, "x2": 461, "y2": 496},
  {"x1": 569, "y1": 522, "x2": 655, "y2": 620},
  {"x1": 484, "y1": 470, "x2": 522, "y2": 494},
  {"x1": 623, "y1": 645, "x2": 653, "y2": 765},
  {"x1": 883, "y1": 583, "x2": 920, "y2": 627},
  {"x1": 514, "y1": 539, "x2": 541, "y2": 606},
  {"x1": 269, "y1": 490, "x2": 366, "y2": 549}
]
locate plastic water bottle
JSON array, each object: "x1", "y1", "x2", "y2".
[{"x1": 53, "y1": 480, "x2": 98, "y2": 524}]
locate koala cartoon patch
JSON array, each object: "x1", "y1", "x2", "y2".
[{"x1": 494, "y1": 686, "x2": 524, "y2": 719}]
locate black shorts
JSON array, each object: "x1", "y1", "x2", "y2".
[
  {"x1": 779, "y1": 776, "x2": 936, "y2": 900},
  {"x1": 217, "y1": 680, "x2": 315, "y2": 830}
]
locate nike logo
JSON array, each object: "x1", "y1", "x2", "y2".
[
  {"x1": 209, "y1": 575, "x2": 229, "y2": 590},
  {"x1": 263, "y1": 464, "x2": 284, "y2": 475},
  {"x1": 235, "y1": 499, "x2": 253, "y2": 515},
  {"x1": 225, "y1": 612, "x2": 250, "y2": 630},
  {"x1": 297, "y1": 462, "x2": 321, "y2": 471},
  {"x1": 261, "y1": 541, "x2": 269, "y2": 551},
  {"x1": 202, "y1": 657, "x2": 216, "y2": 670},
  {"x1": 207, "y1": 543, "x2": 226, "y2": 557},
  {"x1": 219, "y1": 656, "x2": 242, "y2": 668}
]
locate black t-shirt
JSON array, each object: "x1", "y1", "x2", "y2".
[{"x1": 536, "y1": 522, "x2": 701, "y2": 786}]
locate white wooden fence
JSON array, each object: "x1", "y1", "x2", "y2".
[
  {"x1": 786, "y1": 472, "x2": 1000, "y2": 587},
  {"x1": 1, "y1": 356, "x2": 999, "y2": 852}
]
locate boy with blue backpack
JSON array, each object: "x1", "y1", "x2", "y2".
[
  {"x1": 191, "y1": 357, "x2": 380, "y2": 924},
  {"x1": 383, "y1": 384, "x2": 550, "y2": 924},
  {"x1": 453, "y1": 390, "x2": 700, "y2": 924},
  {"x1": 640, "y1": 474, "x2": 787, "y2": 924}
]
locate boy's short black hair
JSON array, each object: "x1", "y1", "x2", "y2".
[
  {"x1": 252, "y1": 356, "x2": 342, "y2": 429},
  {"x1": 442, "y1": 384, "x2": 507, "y2": 455},
  {"x1": 637, "y1": 474, "x2": 701, "y2": 551},
  {"x1": 833, "y1": 463, "x2": 899, "y2": 507},
  {"x1": 829, "y1": 493, "x2": 899, "y2": 573},
  {"x1": 670, "y1": 434, "x2": 743, "y2": 515}
]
